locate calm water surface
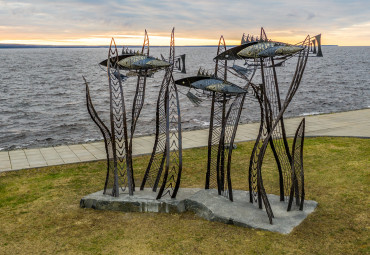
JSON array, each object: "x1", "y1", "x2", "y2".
[{"x1": 0, "y1": 46, "x2": 369, "y2": 150}]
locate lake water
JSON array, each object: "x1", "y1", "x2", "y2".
[{"x1": 0, "y1": 46, "x2": 369, "y2": 151}]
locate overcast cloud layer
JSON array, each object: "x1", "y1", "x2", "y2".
[{"x1": 0, "y1": 0, "x2": 369, "y2": 45}]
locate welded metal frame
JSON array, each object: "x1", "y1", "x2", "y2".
[
  {"x1": 215, "y1": 27, "x2": 316, "y2": 223},
  {"x1": 204, "y1": 36, "x2": 250, "y2": 201},
  {"x1": 288, "y1": 118, "x2": 305, "y2": 211},
  {"x1": 247, "y1": 31, "x2": 311, "y2": 223},
  {"x1": 84, "y1": 27, "x2": 318, "y2": 226},
  {"x1": 128, "y1": 30, "x2": 150, "y2": 188},
  {"x1": 87, "y1": 29, "x2": 183, "y2": 200},
  {"x1": 205, "y1": 36, "x2": 228, "y2": 193},
  {"x1": 315, "y1": 34, "x2": 323, "y2": 57},
  {"x1": 84, "y1": 38, "x2": 132, "y2": 197},
  {"x1": 141, "y1": 28, "x2": 183, "y2": 199}
]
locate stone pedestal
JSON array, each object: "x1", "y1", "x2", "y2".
[{"x1": 80, "y1": 188, "x2": 317, "y2": 234}]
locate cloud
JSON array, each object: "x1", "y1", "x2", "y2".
[
  {"x1": 307, "y1": 12, "x2": 316, "y2": 20},
  {"x1": 0, "y1": 0, "x2": 369, "y2": 45}
]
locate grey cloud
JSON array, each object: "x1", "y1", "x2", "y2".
[
  {"x1": 0, "y1": 0, "x2": 369, "y2": 42},
  {"x1": 307, "y1": 12, "x2": 316, "y2": 20}
]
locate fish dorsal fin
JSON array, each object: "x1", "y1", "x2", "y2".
[
  {"x1": 142, "y1": 29, "x2": 150, "y2": 56},
  {"x1": 260, "y1": 27, "x2": 268, "y2": 41},
  {"x1": 241, "y1": 33, "x2": 246, "y2": 45}
]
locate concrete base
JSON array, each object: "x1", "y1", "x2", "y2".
[
  {"x1": 80, "y1": 188, "x2": 317, "y2": 234},
  {"x1": 80, "y1": 188, "x2": 202, "y2": 214}
]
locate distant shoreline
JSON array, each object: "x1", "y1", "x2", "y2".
[
  {"x1": 0, "y1": 44, "x2": 343, "y2": 49},
  {"x1": 0, "y1": 44, "x2": 220, "y2": 49}
]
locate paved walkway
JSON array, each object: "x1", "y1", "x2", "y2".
[{"x1": 0, "y1": 109, "x2": 369, "y2": 172}]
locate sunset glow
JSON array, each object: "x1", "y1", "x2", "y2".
[{"x1": 0, "y1": 0, "x2": 369, "y2": 46}]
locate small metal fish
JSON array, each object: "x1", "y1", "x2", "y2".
[{"x1": 186, "y1": 91, "x2": 202, "y2": 106}]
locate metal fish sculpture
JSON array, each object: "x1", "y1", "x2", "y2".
[
  {"x1": 175, "y1": 76, "x2": 246, "y2": 95},
  {"x1": 238, "y1": 42, "x2": 303, "y2": 58},
  {"x1": 118, "y1": 55, "x2": 170, "y2": 70},
  {"x1": 237, "y1": 42, "x2": 277, "y2": 58},
  {"x1": 99, "y1": 52, "x2": 170, "y2": 71},
  {"x1": 215, "y1": 42, "x2": 303, "y2": 60}
]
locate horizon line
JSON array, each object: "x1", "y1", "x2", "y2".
[{"x1": 0, "y1": 43, "x2": 345, "y2": 48}]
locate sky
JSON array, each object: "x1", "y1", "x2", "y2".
[{"x1": 0, "y1": 0, "x2": 369, "y2": 46}]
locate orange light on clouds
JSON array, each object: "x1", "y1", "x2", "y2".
[
  {"x1": 0, "y1": 34, "x2": 240, "y2": 46},
  {"x1": 0, "y1": 28, "x2": 369, "y2": 46},
  {"x1": 1, "y1": 0, "x2": 370, "y2": 47}
]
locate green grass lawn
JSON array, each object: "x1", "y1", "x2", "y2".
[{"x1": 0, "y1": 137, "x2": 369, "y2": 254}]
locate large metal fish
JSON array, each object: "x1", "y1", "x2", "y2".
[
  {"x1": 237, "y1": 42, "x2": 303, "y2": 58},
  {"x1": 215, "y1": 41, "x2": 303, "y2": 61},
  {"x1": 118, "y1": 55, "x2": 170, "y2": 70},
  {"x1": 99, "y1": 54, "x2": 170, "y2": 70}
]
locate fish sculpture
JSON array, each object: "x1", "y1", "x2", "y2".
[
  {"x1": 117, "y1": 55, "x2": 170, "y2": 70},
  {"x1": 100, "y1": 53, "x2": 170, "y2": 71},
  {"x1": 175, "y1": 76, "x2": 246, "y2": 95},
  {"x1": 99, "y1": 34, "x2": 185, "y2": 74},
  {"x1": 238, "y1": 42, "x2": 303, "y2": 58},
  {"x1": 215, "y1": 41, "x2": 303, "y2": 60}
]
